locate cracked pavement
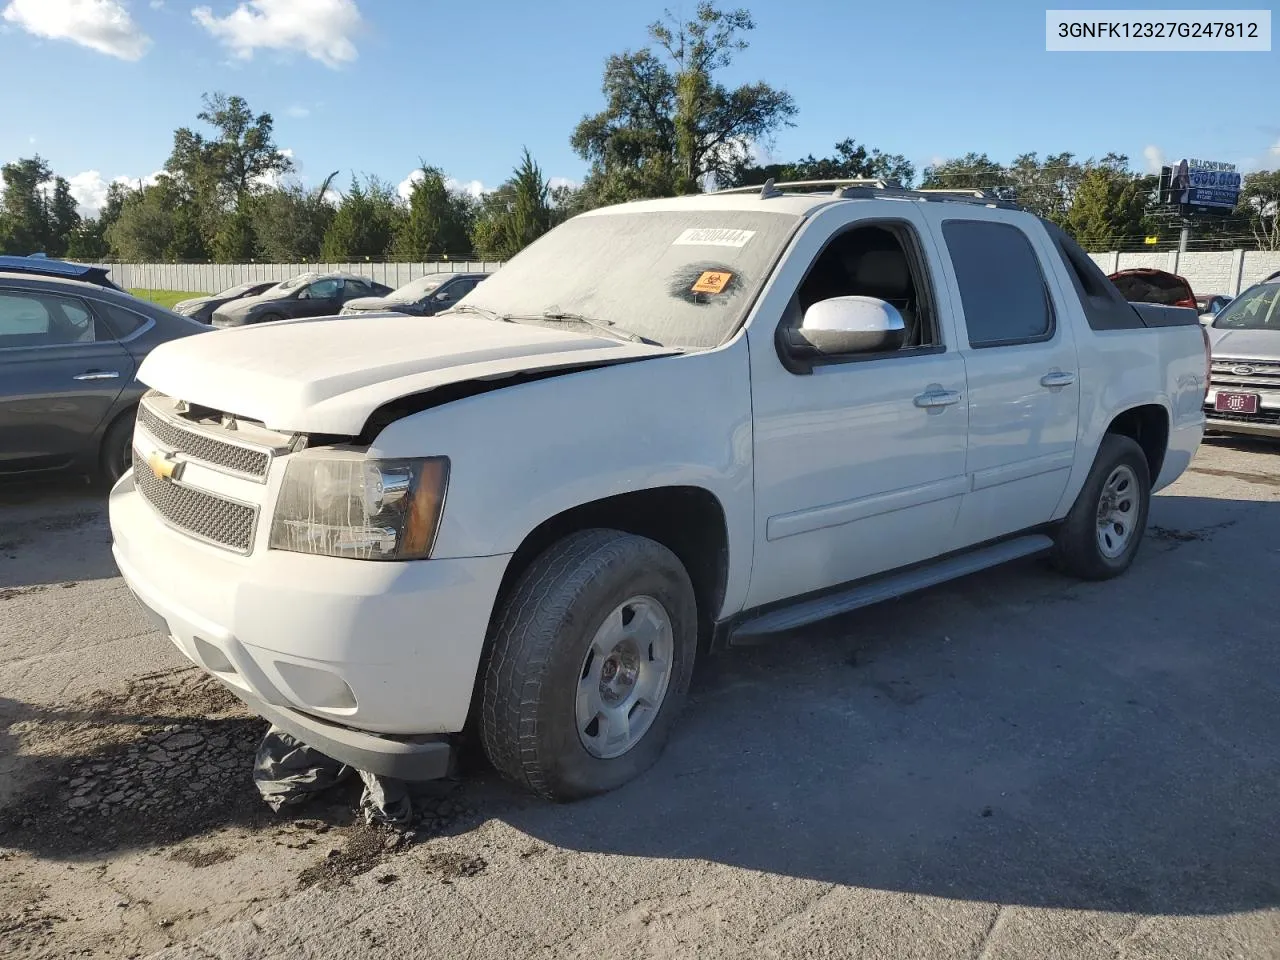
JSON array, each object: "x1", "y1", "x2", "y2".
[{"x1": 2, "y1": 438, "x2": 1279, "y2": 959}]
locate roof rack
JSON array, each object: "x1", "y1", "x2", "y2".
[{"x1": 711, "y1": 177, "x2": 1021, "y2": 210}]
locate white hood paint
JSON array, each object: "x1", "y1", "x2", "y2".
[{"x1": 137, "y1": 312, "x2": 677, "y2": 434}]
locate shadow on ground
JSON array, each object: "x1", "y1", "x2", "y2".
[
  {"x1": 0, "y1": 477, "x2": 118, "y2": 589},
  {"x1": 490, "y1": 493, "x2": 1280, "y2": 918}
]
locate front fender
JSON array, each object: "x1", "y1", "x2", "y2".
[{"x1": 369, "y1": 340, "x2": 756, "y2": 617}]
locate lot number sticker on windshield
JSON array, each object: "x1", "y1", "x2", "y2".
[
  {"x1": 691, "y1": 270, "x2": 733, "y2": 295},
  {"x1": 673, "y1": 228, "x2": 756, "y2": 248}
]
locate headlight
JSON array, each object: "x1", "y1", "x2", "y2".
[{"x1": 269, "y1": 455, "x2": 449, "y2": 560}]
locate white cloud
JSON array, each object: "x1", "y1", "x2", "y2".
[
  {"x1": 548, "y1": 176, "x2": 579, "y2": 192},
  {"x1": 149, "y1": 0, "x2": 164, "y2": 7},
  {"x1": 66, "y1": 169, "x2": 163, "y2": 217},
  {"x1": 192, "y1": 0, "x2": 362, "y2": 69},
  {"x1": 397, "y1": 169, "x2": 488, "y2": 201},
  {"x1": 1, "y1": 0, "x2": 152, "y2": 60},
  {"x1": 285, "y1": 104, "x2": 310, "y2": 118},
  {"x1": 445, "y1": 177, "x2": 486, "y2": 198},
  {"x1": 1142, "y1": 145, "x2": 1165, "y2": 174},
  {"x1": 1269, "y1": 139, "x2": 1280, "y2": 158},
  {"x1": 396, "y1": 168, "x2": 424, "y2": 201}
]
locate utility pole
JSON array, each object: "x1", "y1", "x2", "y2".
[{"x1": 1178, "y1": 218, "x2": 1191, "y2": 254}]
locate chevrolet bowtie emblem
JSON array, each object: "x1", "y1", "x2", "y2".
[{"x1": 147, "y1": 449, "x2": 183, "y2": 481}]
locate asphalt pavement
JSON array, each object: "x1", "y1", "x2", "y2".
[{"x1": 1, "y1": 438, "x2": 1277, "y2": 959}]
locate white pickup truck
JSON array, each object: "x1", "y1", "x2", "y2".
[{"x1": 109, "y1": 180, "x2": 1209, "y2": 801}]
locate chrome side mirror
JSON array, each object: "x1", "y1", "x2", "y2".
[{"x1": 797, "y1": 296, "x2": 905, "y2": 355}]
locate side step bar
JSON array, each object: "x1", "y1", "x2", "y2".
[{"x1": 729, "y1": 534, "x2": 1055, "y2": 644}]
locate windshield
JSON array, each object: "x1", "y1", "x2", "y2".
[
  {"x1": 218, "y1": 282, "x2": 264, "y2": 298},
  {"x1": 1212, "y1": 284, "x2": 1280, "y2": 331},
  {"x1": 275, "y1": 274, "x2": 315, "y2": 292},
  {"x1": 390, "y1": 275, "x2": 447, "y2": 301},
  {"x1": 462, "y1": 209, "x2": 800, "y2": 349}
]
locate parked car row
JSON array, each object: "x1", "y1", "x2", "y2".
[
  {"x1": 0, "y1": 258, "x2": 493, "y2": 485},
  {"x1": 168, "y1": 271, "x2": 494, "y2": 327}
]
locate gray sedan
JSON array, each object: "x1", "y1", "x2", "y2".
[{"x1": 0, "y1": 272, "x2": 206, "y2": 483}]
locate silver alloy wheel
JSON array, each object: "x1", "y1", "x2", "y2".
[
  {"x1": 576, "y1": 595, "x2": 675, "y2": 760},
  {"x1": 1096, "y1": 463, "x2": 1139, "y2": 559}
]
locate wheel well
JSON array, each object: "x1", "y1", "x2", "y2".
[
  {"x1": 494, "y1": 487, "x2": 731, "y2": 651},
  {"x1": 1106, "y1": 404, "x2": 1169, "y2": 482}
]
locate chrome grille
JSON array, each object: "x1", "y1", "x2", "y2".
[
  {"x1": 132, "y1": 448, "x2": 258, "y2": 554},
  {"x1": 137, "y1": 403, "x2": 271, "y2": 479},
  {"x1": 1210, "y1": 358, "x2": 1280, "y2": 391}
]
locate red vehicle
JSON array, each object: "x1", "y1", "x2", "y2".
[{"x1": 1107, "y1": 268, "x2": 1197, "y2": 310}]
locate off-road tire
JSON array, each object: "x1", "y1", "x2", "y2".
[
  {"x1": 1052, "y1": 433, "x2": 1151, "y2": 581},
  {"x1": 480, "y1": 529, "x2": 697, "y2": 801}
]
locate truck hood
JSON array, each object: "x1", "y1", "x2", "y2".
[
  {"x1": 1208, "y1": 327, "x2": 1280, "y2": 359},
  {"x1": 136, "y1": 312, "x2": 678, "y2": 434}
]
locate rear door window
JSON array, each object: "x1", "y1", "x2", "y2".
[
  {"x1": 942, "y1": 221, "x2": 1054, "y2": 348},
  {"x1": 0, "y1": 290, "x2": 101, "y2": 347}
]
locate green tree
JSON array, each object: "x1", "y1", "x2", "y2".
[
  {"x1": 392, "y1": 165, "x2": 474, "y2": 259},
  {"x1": 165, "y1": 92, "x2": 293, "y2": 251},
  {"x1": 212, "y1": 206, "x2": 256, "y2": 262},
  {"x1": 70, "y1": 181, "x2": 130, "y2": 260},
  {"x1": 321, "y1": 176, "x2": 402, "y2": 260},
  {"x1": 471, "y1": 150, "x2": 554, "y2": 260},
  {"x1": 572, "y1": 3, "x2": 796, "y2": 202},
  {"x1": 0, "y1": 156, "x2": 80, "y2": 256},
  {"x1": 1064, "y1": 166, "x2": 1151, "y2": 251},
  {"x1": 250, "y1": 174, "x2": 338, "y2": 261},
  {"x1": 919, "y1": 153, "x2": 1011, "y2": 192},
  {"x1": 106, "y1": 177, "x2": 206, "y2": 261},
  {"x1": 1238, "y1": 170, "x2": 1280, "y2": 250},
  {"x1": 727, "y1": 138, "x2": 915, "y2": 188}
]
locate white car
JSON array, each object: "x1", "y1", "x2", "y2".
[{"x1": 108, "y1": 181, "x2": 1209, "y2": 800}]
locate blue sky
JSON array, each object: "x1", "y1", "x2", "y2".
[{"x1": 1, "y1": 0, "x2": 1276, "y2": 217}]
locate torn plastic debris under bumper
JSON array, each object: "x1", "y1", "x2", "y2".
[{"x1": 222, "y1": 682, "x2": 453, "y2": 781}]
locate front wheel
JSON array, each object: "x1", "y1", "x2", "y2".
[
  {"x1": 1052, "y1": 434, "x2": 1151, "y2": 581},
  {"x1": 480, "y1": 529, "x2": 697, "y2": 801}
]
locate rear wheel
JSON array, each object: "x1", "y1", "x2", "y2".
[
  {"x1": 480, "y1": 529, "x2": 697, "y2": 801},
  {"x1": 1052, "y1": 434, "x2": 1151, "y2": 581}
]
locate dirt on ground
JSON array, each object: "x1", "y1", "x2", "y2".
[{"x1": 0, "y1": 670, "x2": 481, "y2": 959}]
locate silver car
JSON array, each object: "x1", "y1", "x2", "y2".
[{"x1": 1204, "y1": 278, "x2": 1280, "y2": 438}]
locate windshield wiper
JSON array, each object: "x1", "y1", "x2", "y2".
[
  {"x1": 532, "y1": 311, "x2": 654, "y2": 344},
  {"x1": 443, "y1": 303, "x2": 510, "y2": 322}
]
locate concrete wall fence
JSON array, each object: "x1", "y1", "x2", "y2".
[{"x1": 97, "y1": 250, "x2": 1280, "y2": 298}]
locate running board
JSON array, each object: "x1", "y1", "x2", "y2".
[{"x1": 728, "y1": 534, "x2": 1055, "y2": 644}]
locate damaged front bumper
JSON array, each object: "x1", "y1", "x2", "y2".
[{"x1": 109, "y1": 471, "x2": 511, "y2": 780}]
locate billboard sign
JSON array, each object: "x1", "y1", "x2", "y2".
[{"x1": 1164, "y1": 159, "x2": 1242, "y2": 211}]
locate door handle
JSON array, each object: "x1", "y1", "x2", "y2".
[
  {"x1": 1040, "y1": 371, "x2": 1076, "y2": 388},
  {"x1": 913, "y1": 389, "x2": 962, "y2": 409},
  {"x1": 73, "y1": 371, "x2": 120, "y2": 381}
]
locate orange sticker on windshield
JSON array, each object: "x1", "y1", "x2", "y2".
[{"x1": 691, "y1": 271, "x2": 732, "y2": 295}]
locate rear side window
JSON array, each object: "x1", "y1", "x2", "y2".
[
  {"x1": 942, "y1": 220, "x2": 1053, "y2": 348},
  {"x1": 98, "y1": 302, "x2": 150, "y2": 339},
  {"x1": 0, "y1": 290, "x2": 101, "y2": 347}
]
